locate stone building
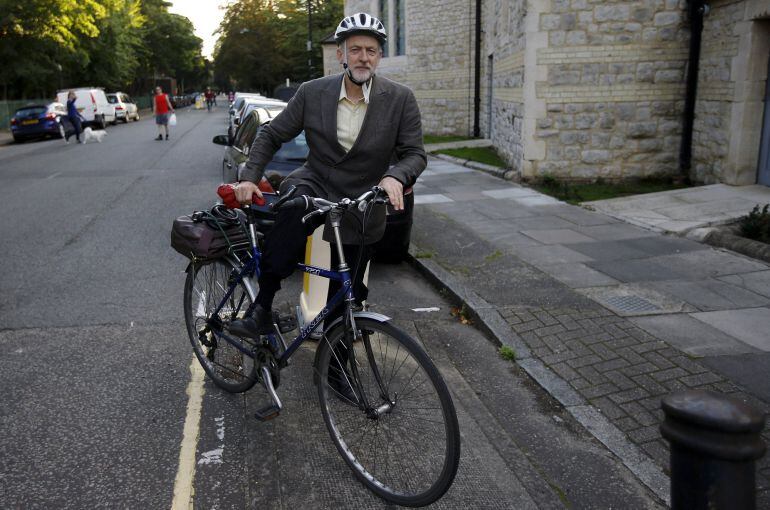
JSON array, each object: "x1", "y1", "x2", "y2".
[{"x1": 329, "y1": 0, "x2": 770, "y2": 185}]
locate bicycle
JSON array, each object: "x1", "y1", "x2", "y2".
[{"x1": 182, "y1": 186, "x2": 461, "y2": 507}]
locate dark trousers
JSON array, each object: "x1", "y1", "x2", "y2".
[
  {"x1": 257, "y1": 185, "x2": 372, "y2": 316},
  {"x1": 67, "y1": 116, "x2": 82, "y2": 142},
  {"x1": 256, "y1": 186, "x2": 372, "y2": 379}
]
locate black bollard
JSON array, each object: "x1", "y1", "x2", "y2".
[{"x1": 661, "y1": 390, "x2": 766, "y2": 510}]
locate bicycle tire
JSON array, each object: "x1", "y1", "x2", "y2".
[
  {"x1": 183, "y1": 259, "x2": 257, "y2": 393},
  {"x1": 316, "y1": 318, "x2": 461, "y2": 507}
]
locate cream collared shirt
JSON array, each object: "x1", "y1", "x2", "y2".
[{"x1": 337, "y1": 77, "x2": 371, "y2": 152}]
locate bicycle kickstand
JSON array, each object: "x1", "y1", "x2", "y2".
[{"x1": 254, "y1": 366, "x2": 282, "y2": 422}]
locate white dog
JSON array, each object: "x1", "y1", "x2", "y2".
[{"x1": 82, "y1": 127, "x2": 107, "y2": 144}]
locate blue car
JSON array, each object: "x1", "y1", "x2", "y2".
[{"x1": 10, "y1": 102, "x2": 74, "y2": 143}]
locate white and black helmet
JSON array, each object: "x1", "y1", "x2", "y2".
[{"x1": 334, "y1": 13, "x2": 387, "y2": 45}]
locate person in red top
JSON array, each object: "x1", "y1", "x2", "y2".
[
  {"x1": 153, "y1": 86, "x2": 175, "y2": 140},
  {"x1": 204, "y1": 87, "x2": 215, "y2": 112}
]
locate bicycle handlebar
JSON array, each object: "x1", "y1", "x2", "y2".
[{"x1": 272, "y1": 186, "x2": 389, "y2": 224}]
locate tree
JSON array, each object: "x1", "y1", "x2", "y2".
[{"x1": 213, "y1": 0, "x2": 342, "y2": 95}]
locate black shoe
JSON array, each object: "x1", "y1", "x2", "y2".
[
  {"x1": 155, "y1": 135, "x2": 162, "y2": 141},
  {"x1": 165, "y1": 134, "x2": 169, "y2": 140},
  {"x1": 229, "y1": 304, "x2": 273, "y2": 339}
]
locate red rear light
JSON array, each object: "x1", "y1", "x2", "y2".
[
  {"x1": 90, "y1": 92, "x2": 97, "y2": 111},
  {"x1": 45, "y1": 113, "x2": 56, "y2": 120},
  {"x1": 115, "y1": 106, "x2": 124, "y2": 110},
  {"x1": 10, "y1": 118, "x2": 17, "y2": 125}
]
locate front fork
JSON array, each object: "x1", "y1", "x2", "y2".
[{"x1": 343, "y1": 310, "x2": 395, "y2": 415}]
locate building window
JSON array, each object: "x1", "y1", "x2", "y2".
[{"x1": 380, "y1": 0, "x2": 406, "y2": 57}]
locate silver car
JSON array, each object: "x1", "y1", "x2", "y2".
[{"x1": 106, "y1": 92, "x2": 140, "y2": 123}]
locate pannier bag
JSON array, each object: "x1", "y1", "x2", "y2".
[{"x1": 171, "y1": 205, "x2": 250, "y2": 260}]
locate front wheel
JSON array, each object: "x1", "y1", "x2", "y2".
[
  {"x1": 183, "y1": 259, "x2": 257, "y2": 393},
  {"x1": 316, "y1": 318, "x2": 461, "y2": 507}
]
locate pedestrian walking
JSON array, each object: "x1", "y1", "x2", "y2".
[
  {"x1": 153, "y1": 86, "x2": 175, "y2": 141},
  {"x1": 204, "y1": 87, "x2": 215, "y2": 112},
  {"x1": 65, "y1": 91, "x2": 85, "y2": 144}
]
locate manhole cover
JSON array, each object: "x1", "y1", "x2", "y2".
[{"x1": 602, "y1": 295, "x2": 661, "y2": 313}]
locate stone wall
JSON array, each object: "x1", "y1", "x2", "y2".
[
  {"x1": 693, "y1": 0, "x2": 770, "y2": 185},
  {"x1": 529, "y1": 0, "x2": 691, "y2": 181},
  {"x1": 479, "y1": 0, "x2": 527, "y2": 173}
]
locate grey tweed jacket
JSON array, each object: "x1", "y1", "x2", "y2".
[{"x1": 241, "y1": 73, "x2": 426, "y2": 244}]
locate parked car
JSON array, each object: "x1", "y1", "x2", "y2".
[
  {"x1": 228, "y1": 97, "x2": 287, "y2": 140},
  {"x1": 212, "y1": 108, "x2": 414, "y2": 263},
  {"x1": 106, "y1": 92, "x2": 139, "y2": 123},
  {"x1": 10, "y1": 102, "x2": 75, "y2": 142},
  {"x1": 56, "y1": 88, "x2": 115, "y2": 128}
]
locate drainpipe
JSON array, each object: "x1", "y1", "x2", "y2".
[
  {"x1": 473, "y1": 0, "x2": 481, "y2": 138},
  {"x1": 679, "y1": 0, "x2": 707, "y2": 180}
]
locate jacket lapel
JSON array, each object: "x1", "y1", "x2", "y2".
[{"x1": 322, "y1": 75, "x2": 348, "y2": 155}]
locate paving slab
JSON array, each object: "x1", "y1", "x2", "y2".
[
  {"x1": 701, "y1": 353, "x2": 770, "y2": 404},
  {"x1": 481, "y1": 187, "x2": 539, "y2": 199},
  {"x1": 574, "y1": 223, "x2": 659, "y2": 241},
  {"x1": 586, "y1": 258, "x2": 696, "y2": 283},
  {"x1": 629, "y1": 315, "x2": 762, "y2": 356},
  {"x1": 540, "y1": 263, "x2": 622, "y2": 288},
  {"x1": 521, "y1": 228, "x2": 597, "y2": 245},
  {"x1": 508, "y1": 244, "x2": 594, "y2": 267},
  {"x1": 718, "y1": 270, "x2": 770, "y2": 298},
  {"x1": 690, "y1": 307, "x2": 770, "y2": 352},
  {"x1": 644, "y1": 279, "x2": 770, "y2": 312},
  {"x1": 587, "y1": 184, "x2": 770, "y2": 234},
  {"x1": 566, "y1": 240, "x2": 651, "y2": 262}
]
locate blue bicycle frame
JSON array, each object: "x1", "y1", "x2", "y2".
[{"x1": 204, "y1": 236, "x2": 355, "y2": 368}]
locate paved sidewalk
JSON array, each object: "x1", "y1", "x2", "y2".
[
  {"x1": 409, "y1": 157, "x2": 770, "y2": 506},
  {"x1": 586, "y1": 184, "x2": 770, "y2": 234}
]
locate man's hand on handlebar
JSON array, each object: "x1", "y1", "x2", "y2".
[
  {"x1": 235, "y1": 181, "x2": 263, "y2": 204},
  {"x1": 378, "y1": 176, "x2": 404, "y2": 211}
]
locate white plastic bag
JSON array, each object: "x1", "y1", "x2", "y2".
[{"x1": 168, "y1": 113, "x2": 177, "y2": 126}]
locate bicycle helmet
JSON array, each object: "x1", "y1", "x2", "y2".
[{"x1": 334, "y1": 13, "x2": 387, "y2": 46}]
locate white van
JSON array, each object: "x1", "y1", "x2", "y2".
[{"x1": 56, "y1": 88, "x2": 116, "y2": 128}]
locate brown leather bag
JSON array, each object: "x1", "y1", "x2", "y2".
[{"x1": 170, "y1": 208, "x2": 250, "y2": 260}]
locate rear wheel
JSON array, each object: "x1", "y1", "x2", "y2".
[
  {"x1": 316, "y1": 318, "x2": 461, "y2": 507},
  {"x1": 97, "y1": 115, "x2": 106, "y2": 129},
  {"x1": 184, "y1": 259, "x2": 257, "y2": 393}
]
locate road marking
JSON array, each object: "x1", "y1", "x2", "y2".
[
  {"x1": 171, "y1": 357, "x2": 206, "y2": 510},
  {"x1": 46, "y1": 172, "x2": 62, "y2": 179}
]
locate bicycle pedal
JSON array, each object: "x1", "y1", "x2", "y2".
[{"x1": 254, "y1": 404, "x2": 281, "y2": 422}]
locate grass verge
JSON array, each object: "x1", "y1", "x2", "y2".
[
  {"x1": 434, "y1": 147, "x2": 507, "y2": 168},
  {"x1": 532, "y1": 175, "x2": 690, "y2": 205},
  {"x1": 423, "y1": 134, "x2": 472, "y2": 145}
]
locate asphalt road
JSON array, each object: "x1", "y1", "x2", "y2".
[{"x1": 0, "y1": 105, "x2": 663, "y2": 508}]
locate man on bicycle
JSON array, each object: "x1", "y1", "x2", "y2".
[{"x1": 230, "y1": 13, "x2": 426, "y2": 353}]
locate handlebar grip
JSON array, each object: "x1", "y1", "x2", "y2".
[
  {"x1": 252, "y1": 193, "x2": 265, "y2": 206},
  {"x1": 269, "y1": 185, "x2": 297, "y2": 210}
]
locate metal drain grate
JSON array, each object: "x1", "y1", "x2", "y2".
[{"x1": 602, "y1": 295, "x2": 661, "y2": 313}]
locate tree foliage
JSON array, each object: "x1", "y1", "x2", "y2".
[
  {"x1": 0, "y1": 0, "x2": 208, "y2": 99},
  {"x1": 212, "y1": 0, "x2": 342, "y2": 95}
]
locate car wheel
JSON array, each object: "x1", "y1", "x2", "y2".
[
  {"x1": 98, "y1": 115, "x2": 106, "y2": 129},
  {"x1": 12, "y1": 135, "x2": 23, "y2": 143}
]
